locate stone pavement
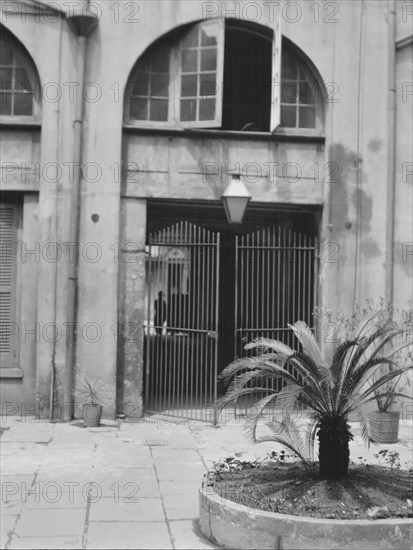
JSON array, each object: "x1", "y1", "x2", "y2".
[{"x1": 1, "y1": 414, "x2": 412, "y2": 550}]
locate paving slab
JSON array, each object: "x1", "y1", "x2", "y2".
[
  {"x1": 8, "y1": 535, "x2": 83, "y2": 549},
  {"x1": 1, "y1": 415, "x2": 412, "y2": 549},
  {"x1": 89, "y1": 496, "x2": 165, "y2": 522},
  {"x1": 85, "y1": 521, "x2": 172, "y2": 549},
  {"x1": 13, "y1": 508, "x2": 86, "y2": 537}
]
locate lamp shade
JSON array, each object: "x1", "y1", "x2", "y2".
[{"x1": 221, "y1": 176, "x2": 252, "y2": 224}]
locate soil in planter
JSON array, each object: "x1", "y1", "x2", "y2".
[{"x1": 208, "y1": 463, "x2": 413, "y2": 520}]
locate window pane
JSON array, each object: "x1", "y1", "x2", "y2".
[
  {"x1": 280, "y1": 106, "x2": 296, "y2": 127},
  {"x1": 299, "y1": 81, "x2": 315, "y2": 104},
  {"x1": 151, "y1": 48, "x2": 169, "y2": 72},
  {"x1": 14, "y1": 92, "x2": 33, "y2": 115},
  {"x1": 299, "y1": 106, "x2": 315, "y2": 128},
  {"x1": 199, "y1": 97, "x2": 215, "y2": 120},
  {"x1": 199, "y1": 73, "x2": 216, "y2": 97},
  {"x1": 281, "y1": 82, "x2": 297, "y2": 104},
  {"x1": 181, "y1": 75, "x2": 197, "y2": 97},
  {"x1": 182, "y1": 27, "x2": 199, "y2": 48},
  {"x1": 0, "y1": 92, "x2": 12, "y2": 115},
  {"x1": 200, "y1": 49, "x2": 216, "y2": 71},
  {"x1": 181, "y1": 50, "x2": 197, "y2": 73},
  {"x1": 133, "y1": 72, "x2": 149, "y2": 96},
  {"x1": 15, "y1": 68, "x2": 32, "y2": 92},
  {"x1": 150, "y1": 99, "x2": 168, "y2": 121},
  {"x1": 137, "y1": 55, "x2": 150, "y2": 73},
  {"x1": 0, "y1": 40, "x2": 14, "y2": 65},
  {"x1": 180, "y1": 99, "x2": 196, "y2": 121},
  {"x1": 150, "y1": 73, "x2": 169, "y2": 97},
  {"x1": 0, "y1": 68, "x2": 13, "y2": 88},
  {"x1": 281, "y1": 53, "x2": 297, "y2": 80},
  {"x1": 201, "y1": 28, "x2": 217, "y2": 46},
  {"x1": 130, "y1": 97, "x2": 148, "y2": 120}
]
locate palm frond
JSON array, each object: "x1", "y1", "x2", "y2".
[
  {"x1": 244, "y1": 392, "x2": 282, "y2": 442},
  {"x1": 354, "y1": 366, "x2": 413, "y2": 404},
  {"x1": 214, "y1": 386, "x2": 277, "y2": 420},
  {"x1": 257, "y1": 415, "x2": 318, "y2": 477},
  {"x1": 244, "y1": 337, "x2": 294, "y2": 356},
  {"x1": 343, "y1": 357, "x2": 397, "y2": 396},
  {"x1": 288, "y1": 321, "x2": 325, "y2": 366}
]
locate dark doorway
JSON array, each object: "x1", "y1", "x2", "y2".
[{"x1": 145, "y1": 200, "x2": 319, "y2": 420}]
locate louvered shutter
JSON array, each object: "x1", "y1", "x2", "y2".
[{"x1": 0, "y1": 204, "x2": 17, "y2": 368}]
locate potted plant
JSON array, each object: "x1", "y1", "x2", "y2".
[
  {"x1": 368, "y1": 366, "x2": 411, "y2": 443},
  {"x1": 75, "y1": 378, "x2": 111, "y2": 427}
]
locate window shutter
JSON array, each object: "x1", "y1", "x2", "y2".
[
  {"x1": 178, "y1": 19, "x2": 224, "y2": 128},
  {"x1": 0, "y1": 204, "x2": 17, "y2": 368},
  {"x1": 270, "y1": 15, "x2": 282, "y2": 132}
]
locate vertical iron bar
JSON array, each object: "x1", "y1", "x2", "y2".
[
  {"x1": 234, "y1": 235, "x2": 239, "y2": 358},
  {"x1": 204, "y1": 229, "x2": 211, "y2": 421},
  {"x1": 298, "y1": 231, "x2": 302, "y2": 347},
  {"x1": 213, "y1": 231, "x2": 220, "y2": 424},
  {"x1": 145, "y1": 240, "x2": 152, "y2": 409}
]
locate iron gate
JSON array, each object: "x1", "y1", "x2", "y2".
[
  {"x1": 144, "y1": 222, "x2": 220, "y2": 421},
  {"x1": 233, "y1": 226, "x2": 319, "y2": 415}
]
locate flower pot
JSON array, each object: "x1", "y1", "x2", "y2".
[
  {"x1": 368, "y1": 411, "x2": 400, "y2": 443},
  {"x1": 82, "y1": 403, "x2": 103, "y2": 427}
]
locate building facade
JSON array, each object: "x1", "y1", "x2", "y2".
[{"x1": 0, "y1": 0, "x2": 412, "y2": 421}]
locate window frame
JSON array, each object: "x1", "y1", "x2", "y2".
[
  {"x1": 277, "y1": 46, "x2": 325, "y2": 136},
  {"x1": 176, "y1": 19, "x2": 225, "y2": 129},
  {"x1": 0, "y1": 32, "x2": 41, "y2": 125}
]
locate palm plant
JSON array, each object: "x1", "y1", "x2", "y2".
[{"x1": 215, "y1": 313, "x2": 413, "y2": 481}]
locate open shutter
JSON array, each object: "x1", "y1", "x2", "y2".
[
  {"x1": 0, "y1": 204, "x2": 17, "y2": 369},
  {"x1": 270, "y1": 15, "x2": 282, "y2": 132},
  {"x1": 178, "y1": 19, "x2": 224, "y2": 128}
]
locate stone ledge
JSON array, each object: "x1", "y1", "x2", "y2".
[{"x1": 199, "y1": 488, "x2": 413, "y2": 550}]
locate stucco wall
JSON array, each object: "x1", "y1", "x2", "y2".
[{"x1": 1, "y1": 0, "x2": 411, "y2": 417}]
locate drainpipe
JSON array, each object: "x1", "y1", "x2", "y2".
[
  {"x1": 63, "y1": 3, "x2": 99, "y2": 421},
  {"x1": 385, "y1": 0, "x2": 396, "y2": 306}
]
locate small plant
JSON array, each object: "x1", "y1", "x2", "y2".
[
  {"x1": 266, "y1": 449, "x2": 298, "y2": 463},
  {"x1": 75, "y1": 377, "x2": 111, "y2": 407},
  {"x1": 75, "y1": 377, "x2": 112, "y2": 427},
  {"x1": 374, "y1": 449, "x2": 401, "y2": 470},
  {"x1": 211, "y1": 456, "x2": 261, "y2": 476}
]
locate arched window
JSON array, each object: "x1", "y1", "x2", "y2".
[
  {"x1": 280, "y1": 46, "x2": 322, "y2": 130},
  {"x1": 0, "y1": 28, "x2": 40, "y2": 120},
  {"x1": 124, "y1": 20, "x2": 324, "y2": 134}
]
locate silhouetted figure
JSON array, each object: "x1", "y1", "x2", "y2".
[{"x1": 154, "y1": 291, "x2": 166, "y2": 335}]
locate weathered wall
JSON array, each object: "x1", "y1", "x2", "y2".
[
  {"x1": 393, "y1": 4, "x2": 413, "y2": 312},
  {"x1": 2, "y1": 0, "x2": 412, "y2": 417}
]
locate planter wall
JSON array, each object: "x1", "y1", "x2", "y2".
[{"x1": 199, "y1": 489, "x2": 412, "y2": 550}]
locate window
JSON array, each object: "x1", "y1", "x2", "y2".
[
  {"x1": 0, "y1": 28, "x2": 40, "y2": 119},
  {"x1": 125, "y1": 19, "x2": 323, "y2": 133},
  {"x1": 280, "y1": 48, "x2": 318, "y2": 129},
  {"x1": 125, "y1": 20, "x2": 224, "y2": 128},
  {"x1": 0, "y1": 203, "x2": 18, "y2": 370}
]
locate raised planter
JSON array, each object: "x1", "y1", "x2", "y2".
[
  {"x1": 199, "y1": 488, "x2": 412, "y2": 550},
  {"x1": 368, "y1": 411, "x2": 400, "y2": 444}
]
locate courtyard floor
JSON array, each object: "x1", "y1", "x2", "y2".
[{"x1": 1, "y1": 413, "x2": 412, "y2": 549}]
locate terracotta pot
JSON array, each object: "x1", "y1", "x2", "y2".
[
  {"x1": 368, "y1": 411, "x2": 400, "y2": 443},
  {"x1": 82, "y1": 403, "x2": 103, "y2": 427}
]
